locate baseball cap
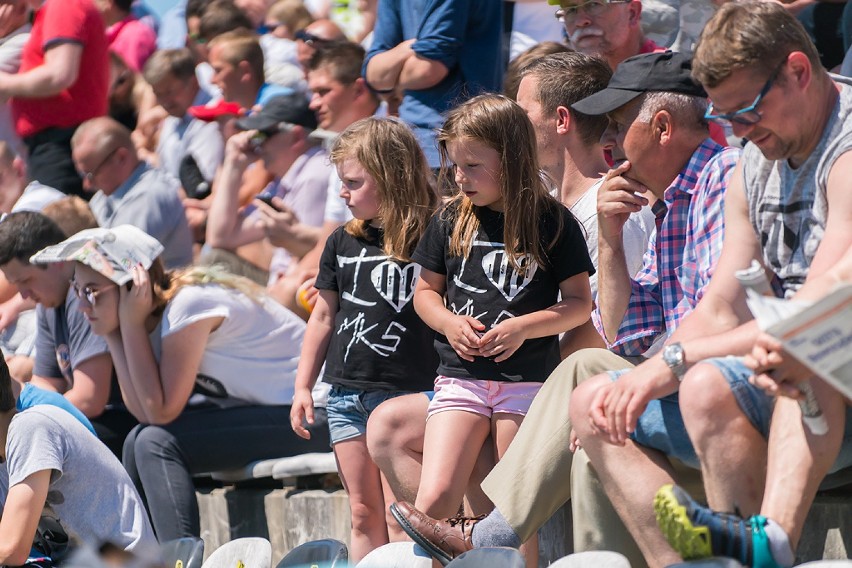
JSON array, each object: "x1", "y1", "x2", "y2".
[
  {"x1": 235, "y1": 93, "x2": 318, "y2": 132},
  {"x1": 189, "y1": 99, "x2": 244, "y2": 122},
  {"x1": 30, "y1": 226, "x2": 164, "y2": 285},
  {"x1": 572, "y1": 51, "x2": 707, "y2": 115}
]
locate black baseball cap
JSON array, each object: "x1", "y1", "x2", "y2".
[
  {"x1": 572, "y1": 51, "x2": 706, "y2": 115},
  {"x1": 235, "y1": 93, "x2": 318, "y2": 131}
]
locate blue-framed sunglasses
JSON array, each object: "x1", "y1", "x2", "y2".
[{"x1": 704, "y1": 59, "x2": 787, "y2": 125}]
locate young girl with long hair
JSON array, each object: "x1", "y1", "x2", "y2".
[
  {"x1": 393, "y1": 93, "x2": 594, "y2": 565},
  {"x1": 290, "y1": 117, "x2": 439, "y2": 561},
  {"x1": 31, "y1": 225, "x2": 330, "y2": 541}
]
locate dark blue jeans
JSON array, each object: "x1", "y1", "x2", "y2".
[{"x1": 122, "y1": 404, "x2": 330, "y2": 541}]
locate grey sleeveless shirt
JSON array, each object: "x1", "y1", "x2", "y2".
[{"x1": 742, "y1": 75, "x2": 852, "y2": 297}]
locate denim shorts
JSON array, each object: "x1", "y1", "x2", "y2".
[
  {"x1": 326, "y1": 387, "x2": 417, "y2": 444},
  {"x1": 607, "y1": 356, "x2": 774, "y2": 469}
]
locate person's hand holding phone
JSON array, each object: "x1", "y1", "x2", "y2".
[{"x1": 255, "y1": 196, "x2": 301, "y2": 247}]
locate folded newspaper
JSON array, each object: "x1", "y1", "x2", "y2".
[{"x1": 760, "y1": 284, "x2": 852, "y2": 401}]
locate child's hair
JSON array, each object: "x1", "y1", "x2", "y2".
[
  {"x1": 147, "y1": 261, "x2": 266, "y2": 317},
  {"x1": 438, "y1": 93, "x2": 564, "y2": 272},
  {"x1": 267, "y1": 0, "x2": 314, "y2": 34},
  {"x1": 330, "y1": 117, "x2": 438, "y2": 261},
  {"x1": 42, "y1": 196, "x2": 99, "y2": 237}
]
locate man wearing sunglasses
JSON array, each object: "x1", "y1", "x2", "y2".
[
  {"x1": 569, "y1": 3, "x2": 852, "y2": 567},
  {"x1": 206, "y1": 93, "x2": 332, "y2": 288},
  {"x1": 548, "y1": 0, "x2": 662, "y2": 71},
  {"x1": 295, "y1": 19, "x2": 346, "y2": 70}
]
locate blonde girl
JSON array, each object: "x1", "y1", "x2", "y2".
[
  {"x1": 290, "y1": 117, "x2": 439, "y2": 561},
  {"x1": 392, "y1": 93, "x2": 594, "y2": 565}
]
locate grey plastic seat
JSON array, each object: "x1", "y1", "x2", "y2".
[{"x1": 275, "y1": 539, "x2": 348, "y2": 568}]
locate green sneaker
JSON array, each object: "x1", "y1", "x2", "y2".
[{"x1": 654, "y1": 484, "x2": 781, "y2": 568}]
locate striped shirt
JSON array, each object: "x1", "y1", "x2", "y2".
[{"x1": 593, "y1": 139, "x2": 741, "y2": 357}]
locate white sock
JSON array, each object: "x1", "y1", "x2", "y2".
[{"x1": 763, "y1": 518, "x2": 794, "y2": 568}]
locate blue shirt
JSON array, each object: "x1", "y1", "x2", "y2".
[
  {"x1": 17, "y1": 383, "x2": 97, "y2": 435},
  {"x1": 364, "y1": 0, "x2": 503, "y2": 167}
]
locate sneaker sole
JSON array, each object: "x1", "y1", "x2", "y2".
[
  {"x1": 654, "y1": 484, "x2": 713, "y2": 560},
  {"x1": 389, "y1": 503, "x2": 453, "y2": 566}
]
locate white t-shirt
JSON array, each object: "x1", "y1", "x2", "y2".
[
  {"x1": 568, "y1": 178, "x2": 656, "y2": 297},
  {"x1": 158, "y1": 284, "x2": 306, "y2": 405}
]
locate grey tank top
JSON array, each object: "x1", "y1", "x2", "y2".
[{"x1": 742, "y1": 75, "x2": 852, "y2": 297}]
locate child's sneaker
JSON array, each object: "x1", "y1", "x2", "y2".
[{"x1": 654, "y1": 484, "x2": 781, "y2": 568}]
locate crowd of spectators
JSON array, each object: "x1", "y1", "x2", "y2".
[{"x1": 0, "y1": 0, "x2": 848, "y2": 567}]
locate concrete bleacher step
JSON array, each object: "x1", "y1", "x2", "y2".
[{"x1": 209, "y1": 453, "x2": 338, "y2": 483}]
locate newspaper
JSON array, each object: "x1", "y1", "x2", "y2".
[{"x1": 765, "y1": 284, "x2": 852, "y2": 401}]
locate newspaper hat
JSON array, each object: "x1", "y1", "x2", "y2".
[
  {"x1": 572, "y1": 51, "x2": 706, "y2": 115},
  {"x1": 30, "y1": 226, "x2": 164, "y2": 285}
]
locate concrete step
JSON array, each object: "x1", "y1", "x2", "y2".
[{"x1": 196, "y1": 485, "x2": 850, "y2": 567}]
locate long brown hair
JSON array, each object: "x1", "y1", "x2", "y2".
[
  {"x1": 330, "y1": 117, "x2": 438, "y2": 261},
  {"x1": 438, "y1": 93, "x2": 564, "y2": 273}
]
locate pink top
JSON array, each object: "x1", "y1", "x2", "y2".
[{"x1": 107, "y1": 16, "x2": 156, "y2": 72}]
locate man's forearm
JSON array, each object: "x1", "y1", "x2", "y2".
[
  {"x1": 365, "y1": 41, "x2": 415, "y2": 91},
  {"x1": 399, "y1": 53, "x2": 449, "y2": 90},
  {"x1": 596, "y1": 236, "x2": 634, "y2": 342},
  {"x1": 206, "y1": 161, "x2": 256, "y2": 249}
]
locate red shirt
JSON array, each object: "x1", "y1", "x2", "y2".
[{"x1": 12, "y1": 0, "x2": 109, "y2": 138}]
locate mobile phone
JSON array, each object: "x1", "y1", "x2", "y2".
[{"x1": 256, "y1": 194, "x2": 282, "y2": 211}]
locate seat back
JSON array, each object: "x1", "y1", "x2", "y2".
[
  {"x1": 201, "y1": 537, "x2": 272, "y2": 568},
  {"x1": 275, "y1": 539, "x2": 348, "y2": 568},
  {"x1": 445, "y1": 547, "x2": 525, "y2": 568},
  {"x1": 161, "y1": 537, "x2": 205, "y2": 568}
]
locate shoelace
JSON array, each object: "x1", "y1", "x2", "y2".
[{"x1": 445, "y1": 513, "x2": 486, "y2": 534}]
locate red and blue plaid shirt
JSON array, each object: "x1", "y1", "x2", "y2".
[{"x1": 593, "y1": 139, "x2": 741, "y2": 357}]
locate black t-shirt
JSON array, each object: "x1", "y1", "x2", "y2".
[
  {"x1": 412, "y1": 203, "x2": 594, "y2": 383},
  {"x1": 315, "y1": 225, "x2": 438, "y2": 392}
]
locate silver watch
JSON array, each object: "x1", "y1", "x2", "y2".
[{"x1": 662, "y1": 342, "x2": 687, "y2": 382}]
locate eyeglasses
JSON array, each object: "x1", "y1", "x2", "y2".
[
  {"x1": 187, "y1": 32, "x2": 208, "y2": 45},
  {"x1": 71, "y1": 280, "x2": 116, "y2": 306},
  {"x1": 295, "y1": 29, "x2": 331, "y2": 46},
  {"x1": 79, "y1": 147, "x2": 119, "y2": 184},
  {"x1": 554, "y1": 0, "x2": 629, "y2": 24},
  {"x1": 704, "y1": 60, "x2": 786, "y2": 126}
]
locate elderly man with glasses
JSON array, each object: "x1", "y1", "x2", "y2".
[{"x1": 548, "y1": 0, "x2": 663, "y2": 70}]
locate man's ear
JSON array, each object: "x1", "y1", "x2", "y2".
[
  {"x1": 653, "y1": 110, "x2": 673, "y2": 145},
  {"x1": 786, "y1": 51, "x2": 811, "y2": 90},
  {"x1": 627, "y1": 0, "x2": 642, "y2": 26},
  {"x1": 556, "y1": 106, "x2": 572, "y2": 135}
]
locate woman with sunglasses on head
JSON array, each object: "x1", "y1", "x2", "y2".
[{"x1": 31, "y1": 225, "x2": 330, "y2": 541}]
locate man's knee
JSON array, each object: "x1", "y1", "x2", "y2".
[{"x1": 679, "y1": 361, "x2": 759, "y2": 433}]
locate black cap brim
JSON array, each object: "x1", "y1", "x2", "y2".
[
  {"x1": 235, "y1": 113, "x2": 278, "y2": 131},
  {"x1": 572, "y1": 87, "x2": 644, "y2": 116}
]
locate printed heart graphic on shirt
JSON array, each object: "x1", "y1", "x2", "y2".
[
  {"x1": 371, "y1": 261, "x2": 420, "y2": 312},
  {"x1": 482, "y1": 250, "x2": 537, "y2": 301}
]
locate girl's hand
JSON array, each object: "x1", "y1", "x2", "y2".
[
  {"x1": 118, "y1": 264, "x2": 153, "y2": 327},
  {"x1": 290, "y1": 388, "x2": 315, "y2": 439},
  {"x1": 443, "y1": 315, "x2": 485, "y2": 362},
  {"x1": 479, "y1": 317, "x2": 527, "y2": 362}
]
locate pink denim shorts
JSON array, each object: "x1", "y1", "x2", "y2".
[{"x1": 427, "y1": 376, "x2": 543, "y2": 419}]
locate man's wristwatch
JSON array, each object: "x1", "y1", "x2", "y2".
[{"x1": 662, "y1": 342, "x2": 687, "y2": 382}]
